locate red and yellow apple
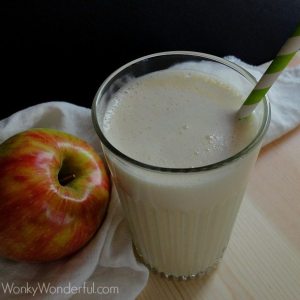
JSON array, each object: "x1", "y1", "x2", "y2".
[{"x1": 0, "y1": 128, "x2": 110, "y2": 262}]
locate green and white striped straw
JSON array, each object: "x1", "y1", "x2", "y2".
[{"x1": 238, "y1": 23, "x2": 300, "y2": 119}]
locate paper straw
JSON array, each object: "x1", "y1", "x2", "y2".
[{"x1": 238, "y1": 23, "x2": 300, "y2": 119}]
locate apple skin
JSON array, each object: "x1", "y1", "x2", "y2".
[{"x1": 0, "y1": 128, "x2": 110, "y2": 262}]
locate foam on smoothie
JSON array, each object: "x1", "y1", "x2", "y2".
[{"x1": 103, "y1": 69, "x2": 258, "y2": 168}]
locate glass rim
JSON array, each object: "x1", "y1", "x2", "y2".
[{"x1": 92, "y1": 51, "x2": 271, "y2": 173}]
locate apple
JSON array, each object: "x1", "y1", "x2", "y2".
[{"x1": 0, "y1": 128, "x2": 110, "y2": 262}]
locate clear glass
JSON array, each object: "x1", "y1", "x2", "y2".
[{"x1": 92, "y1": 51, "x2": 271, "y2": 279}]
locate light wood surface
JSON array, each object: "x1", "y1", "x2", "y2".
[
  {"x1": 137, "y1": 124, "x2": 300, "y2": 300},
  {"x1": 137, "y1": 55, "x2": 300, "y2": 300}
]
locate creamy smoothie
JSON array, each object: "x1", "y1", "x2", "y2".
[
  {"x1": 103, "y1": 69, "x2": 258, "y2": 168},
  {"x1": 96, "y1": 63, "x2": 266, "y2": 278}
]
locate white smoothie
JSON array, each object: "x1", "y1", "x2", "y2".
[
  {"x1": 102, "y1": 69, "x2": 263, "y2": 277},
  {"x1": 103, "y1": 70, "x2": 258, "y2": 168}
]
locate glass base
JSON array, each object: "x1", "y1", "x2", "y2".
[{"x1": 133, "y1": 244, "x2": 222, "y2": 280}]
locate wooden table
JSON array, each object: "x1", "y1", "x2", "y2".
[{"x1": 137, "y1": 57, "x2": 300, "y2": 300}]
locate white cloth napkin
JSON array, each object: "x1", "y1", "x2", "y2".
[
  {"x1": 0, "y1": 58, "x2": 299, "y2": 300},
  {"x1": 225, "y1": 56, "x2": 300, "y2": 145},
  {"x1": 0, "y1": 103, "x2": 148, "y2": 300}
]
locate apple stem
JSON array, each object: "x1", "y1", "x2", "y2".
[{"x1": 60, "y1": 173, "x2": 76, "y2": 185}]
